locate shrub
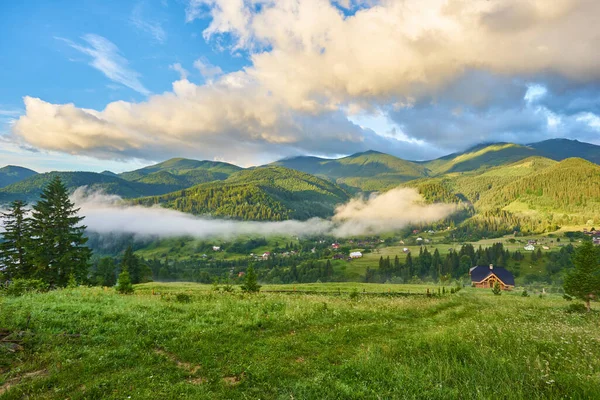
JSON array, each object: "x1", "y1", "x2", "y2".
[
  {"x1": 521, "y1": 289, "x2": 530, "y2": 297},
  {"x1": 2, "y1": 279, "x2": 47, "y2": 296},
  {"x1": 116, "y1": 270, "x2": 134, "y2": 294},
  {"x1": 563, "y1": 294, "x2": 573, "y2": 301},
  {"x1": 566, "y1": 303, "x2": 588, "y2": 313},
  {"x1": 240, "y1": 267, "x2": 261, "y2": 293},
  {"x1": 492, "y1": 281, "x2": 502, "y2": 296},
  {"x1": 349, "y1": 288, "x2": 359, "y2": 300},
  {"x1": 175, "y1": 293, "x2": 192, "y2": 303}
]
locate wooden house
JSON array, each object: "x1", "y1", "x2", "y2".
[{"x1": 470, "y1": 264, "x2": 515, "y2": 290}]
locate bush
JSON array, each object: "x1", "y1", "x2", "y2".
[
  {"x1": 1, "y1": 279, "x2": 47, "y2": 296},
  {"x1": 566, "y1": 303, "x2": 588, "y2": 313},
  {"x1": 240, "y1": 267, "x2": 261, "y2": 293},
  {"x1": 175, "y1": 293, "x2": 192, "y2": 303},
  {"x1": 349, "y1": 288, "x2": 359, "y2": 300},
  {"x1": 116, "y1": 270, "x2": 134, "y2": 294},
  {"x1": 563, "y1": 294, "x2": 573, "y2": 301},
  {"x1": 521, "y1": 289, "x2": 530, "y2": 297},
  {"x1": 492, "y1": 281, "x2": 502, "y2": 296}
]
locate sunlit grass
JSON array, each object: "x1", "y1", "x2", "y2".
[{"x1": 1, "y1": 283, "x2": 599, "y2": 399}]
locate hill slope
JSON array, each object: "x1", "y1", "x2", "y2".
[
  {"x1": 0, "y1": 172, "x2": 183, "y2": 203},
  {"x1": 119, "y1": 158, "x2": 241, "y2": 183},
  {"x1": 273, "y1": 151, "x2": 428, "y2": 191},
  {"x1": 529, "y1": 138, "x2": 600, "y2": 164},
  {"x1": 0, "y1": 165, "x2": 37, "y2": 188},
  {"x1": 134, "y1": 166, "x2": 350, "y2": 221}
]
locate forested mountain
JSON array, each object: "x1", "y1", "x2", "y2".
[
  {"x1": 409, "y1": 157, "x2": 600, "y2": 234},
  {"x1": 0, "y1": 165, "x2": 37, "y2": 188},
  {"x1": 272, "y1": 150, "x2": 429, "y2": 191},
  {"x1": 529, "y1": 139, "x2": 600, "y2": 164},
  {"x1": 0, "y1": 171, "x2": 182, "y2": 203},
  {"x1": 420, "y1": 143, "x2": 540, "y2": 175},
  {"x1": 133, "y1": 166, "x2": 350, "y2": 221},
  {"x1": 119, "y1": 158, "x2": 241, "y2": 182}
]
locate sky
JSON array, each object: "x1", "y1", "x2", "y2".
[{"x1": 1, "y1": 0, "x2": 600, "y2": 173}]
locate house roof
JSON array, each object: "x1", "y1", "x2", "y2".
[{"x1": 470, "y1": 265, "x2": 515, "y2": 286}]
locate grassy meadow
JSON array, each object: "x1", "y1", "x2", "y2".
[{"x1": 1, "y1": 282, "x2": 599, "y2": 399}]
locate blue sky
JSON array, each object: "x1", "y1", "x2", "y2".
[{"x1": 1, "y1": 1, "x2": 599, "y2": 172}]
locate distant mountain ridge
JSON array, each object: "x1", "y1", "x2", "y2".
[{"x1": 0, "y1": 165, "x2": 37, "y2": 188}]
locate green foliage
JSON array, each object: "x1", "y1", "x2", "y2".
[
  {"x1": 492, "y1": 281, "x2": 502, "y2": 295},
  {"x1": 240, "y1": 266, "x2": 261, "y2": 293},
  {"x1": 93, "y1": 257, "x2": 117, "y2": 287},
  {"x1": 134, "y1": 166, "x2": 349, "y2": 221},
  {"x1": 1, "y1": 278, "x2": 47, "y2": 296},
  {"x1": 0, "y1": 165, "x2": 37, "y2": 188},
  {"x1": 28, "y1": 177, "x2": 92, "y2": 287},
  {"x1": 563, "y1": 241, "x2": 600, "y2": 311},
  {"x1": 175, "y1": 293, "x2": 192, "y2": 303},
  {"x1": 0, "y1": 200, "x2": 33, "y2": 280},
  {"x1": 521, "y1": 289, "x2": 529, "y2": 297},
  {"x1": 116, "y1": 269, "x2": 134, "y2": 294}
]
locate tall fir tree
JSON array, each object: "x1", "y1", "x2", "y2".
[
  {"x1": 564, "y1": 241, "x2": 600, "y2": 312},
  {"x1": 0, "y1": 200, "x2": 33, "y2": 280},
  {"x1": 28, "y1": 177, "x2": 91, "y2": 286}
]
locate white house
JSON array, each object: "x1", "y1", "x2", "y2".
[
  {"x1": 212, "y1": 246, "x2": 221, "y2": 251},
  {"x1": 403, "y1": 248, "x2": 410, "y2": 253},
  {"x1": 349, "y1": 251, "x2": 363, "y2": 258},
  {"x1": 524, "y1": 244, "x2": 535, "y2": 251}
]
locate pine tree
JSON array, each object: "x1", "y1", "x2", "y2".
[
  {"x1": 241, "y1": 266, "x2": 261, "y2": 293},
  {"x1": 492, "y1": 281, "x2": 502, "y2": 295},
  {"x1": 0, "y1": 200, "x2": 33, "y2": 280},
  {"x1": 122, "y1": 245, "x2": 141, "y2": 284},
  {"x1": 95, "y1": 257, "x2": 116, "y2": 286},
  {"x1": 28, "y1": 176, "x2": 91, "y2": 287},
  {"x1": 564, "y1": 241, "x2": 600, "y2": 312},
  {"x1": 116, "y1": 268, "x2": 134, "y2": 294}
]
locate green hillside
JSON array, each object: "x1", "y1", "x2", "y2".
[
  {"x1": 119, "y1": 158, "x2": 241, "y2": 182},
  {"x1": 133, "y1": 166, "x2": 350, "y2": 221},
  {"x1": 530, "y1": 138, "x2": 600, "y2": 164},
  {"x1": 273, "y1": 150, "x2": 428, "y2": 191},
  {"x1": 421, "y1": 143, "x2": 539, "y2": 175},
  {"x1": 0, "y1": 165, "x2": 37, "y2": 188},
  {"x1": 0, "y1": 171, "x2": 182, "y2": 203}
]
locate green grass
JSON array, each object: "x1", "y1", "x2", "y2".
[{"x1": 1, "y1": 283, "x2": 599, "y2": 399}]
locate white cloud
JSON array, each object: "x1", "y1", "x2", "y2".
[
  {"x1": 72, "y1": 187, "x2": 456, "y2": 238},
  {"x1": 169, "y1": 63, "x2": 189, "y2": 80},
  {"x1": 12, "y1": 1, "x2": 600, "y2": 163},
  {"x1": 60, "y1": 34, "x2": 150, "y2": 95},
  {"x1": 130, "y1": 3, "x2": 167, "y2": 44},
  {"x1": 193, "y1": 58, "x2": 223, "y2": 79}
]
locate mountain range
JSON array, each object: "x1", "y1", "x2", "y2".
[{"x1": 1, "y1": 138, "x2": 599, "y2": 231}]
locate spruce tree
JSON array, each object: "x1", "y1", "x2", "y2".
[
  {"x1": 116, "y1": 268, "x2": 134, "y2": 294},
  {"x1": 564, "y1": 241, "x2": 600, "y2": 312},
  {"x1": 241, "y1": 266, "x2": 261, "y2": 293},
  {"x1": 28, "y1": 176, "x2": 91, "y2": 287},
  {"x1": 95, "y1": 257, "x2": 116, "y2": 287},
  {"x1": 0, "y1": 200, "x2": 33, "y2": 280},
  {"x1": 121, "y1": 245, "x2": 142, "y2": 284}
]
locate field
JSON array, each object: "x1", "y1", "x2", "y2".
[{"x1": 1, "y1": 283, "x2": 599, "y2": 399}]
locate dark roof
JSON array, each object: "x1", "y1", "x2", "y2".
[{"x1": 470, "y1": 266, "x2": 515, "y2": 286}]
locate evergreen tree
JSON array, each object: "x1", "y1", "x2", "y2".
[
  {"x1": 94, "y1": 257, "x2": 116, "y2": 287},
  {"x1": 564, "y1": 241, "x2": 600, "y2": 312},
  {"x1": 492, "y1": 281, "x2": 502, "y2": 295},
  {"x1": 28, "y1": 177, "x2": 91, "y2": 286},
  {"x1": 122, "y1": 245, "x2": 142, "y2": 284},
  {"x1": 116, "y1": 268, "x2": 134, "y2": 294},
  {"x1": 0, "y1": 200, "x2": 33, "y2": 280},
  {"x1": 241, "y1": 266, "x2": 261, "y2": 293}
]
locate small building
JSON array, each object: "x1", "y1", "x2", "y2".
[
  {"x1": 470, "y1": 264, "x2": 515, "y2": 290},
  {"x1": 542, "y1": 246, "x2": 550, "y2": 250},
  {"x1": 333, "y1": 254, "x2": 345, "y2": 260},
  {"x1": 349, "y1": 251, "x2": 363, "y2": 259},
  {"x1": 262, "y1": 252, "x2": 271, "y2": 260},
  {"x1": 212, "y1": 246, "x2": 221, "y2": 251},
  {"x1": 402, "y1": 248, "x2": 410, "y2": 254},
  {"x1": 524, "y1": 244, "x2": 535, "y2": 251},
  {"x1": 594, "y1": 236, "x2": 600, "y2": 245},
  {"x1": 332, "y1": 243, "x2": 340, "y2": 250}
]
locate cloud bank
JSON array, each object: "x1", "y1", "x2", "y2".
[
  {"x1": 72, "y1": 187, "x2": 456, "y2": 239},
  {"x1": 11, "y1": 0, "x2": 600, "y2": 163}
]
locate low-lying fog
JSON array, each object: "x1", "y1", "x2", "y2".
[{"x1": 71, "y1": 187, "x2": 457, "y2": 239}]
